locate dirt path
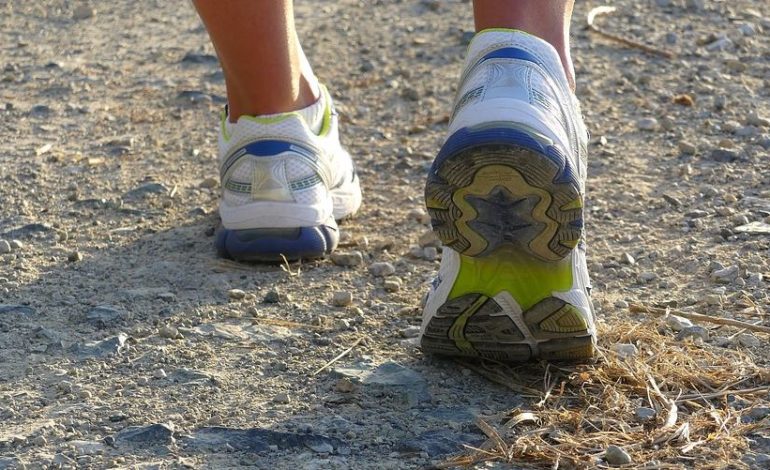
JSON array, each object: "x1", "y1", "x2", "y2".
[{"x1": 1, "y1": 1, "x2": 769, "y2": 468}]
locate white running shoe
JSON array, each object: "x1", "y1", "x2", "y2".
[
  {"x1": 421, "y1": 29, "x2": 596, "y2": 362},
  {"x1": 215, "y1": 86, "x2": 361, "y2": 261}
]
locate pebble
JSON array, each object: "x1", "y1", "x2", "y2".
[
  {"x1": 638, "y1": 271, "x2": 657, "y2": 283},
  {"x1": 665, "y1": 315, "x2": 693, "y2": 331},
  {"x1": 422, "y1": 246, "x2": 438, "y2": 261},
  {"x1": 620, "y1": 253, "x2": 635, "y2": 265},
  {"x1": 68, "y1": 251, "x2": 83, "y2": 262},
  {"x1": 711, "y1": 265, "x2": 740, "y2": 283},
  {"x1": 635, "y1": 407, "x2": 657, "y2": 423},
  {"x1": 605, "y1": 445, "x2": 633, "y2": 465},
  {"x1": 331, "y1": 291, "x2": 353, "y2": 307},
  {"x1": 70, "y1": 334, "x2": 129, "y2": 359},
  {"x1": 383, "y1": 278, "x2": 402, "y2": 292},
  {"x1": 70, "y1": 440, "x2": 106, "y2": 455},
  {"x1": 678, "y1": 141, "x2": 696, "y2": 155},
  {"x1": 0, "y1": 240, "x2": 10, "y2": 254},
  {"x1": 406, "y1": 208, "x2": 430, "y2": 224},
  {"x1": 676, "y1": 325, "x2": 709, "y2": 342},
  {"x1": 227, "y1": 289, "x2": 246, "y2": 300},
  {"x1": 73, "y1": 4, "x2": 96, "y2": 20},
  {"x1": 706, "y1": 37, "x2": 733, "y2": 52},
  {"x1": 369, "y1": 262, "x2": 396, "y2": 277},
  {"x1": 330, "y1": 251, "x2": 364, "y2": 267},
  {"x1": 159, "y1": 326, "x2": 182, "y2": 340},
  {"x1": 400, "y1": 326, "x2": 421, "y2": 338},
  {"x1": 710, "y1": 148, "x2": 739, "y2": 163},
  {"x1": 273, "y1": 392, "x2": 291, "y2": 404},
  {"x1": 334, "y1": 378, "x2": 357, "y2": 393},
  {"x1": 153, "y1": 369, "x2": 167, "y2": 379},
  {"x1": 418, "y1": 230, "x2": 441, "y2": 248},
  {"x1": 199, "y1": 177, "x2": 218, "y2": 189},
  {"x1": 86, "y1": 305, "x2": 128, "y2": 328},
  {"x1": 614, "y1": 299, "x2": 629, "y2": 309},
  {"x1": 736, "y1": 333, "x2": 760, "y2": 348},
  {"x1": 263, "y1": 289, "x2": 290, "y2": 304},
  {"x1": 611, "y1": 343, "x2": 638, "y2": 359},
  {"x1": 114, "y1": 423, "x2": 175, "y2": 447},
  {"x1": 637, "y1": 117, "x2": 659, "y2": 131}
]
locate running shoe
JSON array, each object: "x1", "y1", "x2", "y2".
[
  {"x1": 215, "y1": 86, "x2": 361, "y2": 262},
  {"x1": 421, "y1": 29, "x2": 596, "y2": 361}
]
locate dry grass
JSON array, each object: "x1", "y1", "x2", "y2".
[{"x1": 441, "y1": 313, "x2": 770, "y2": 469}]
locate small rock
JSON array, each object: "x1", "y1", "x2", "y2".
[
  {"x1": 611, "y1": 343, "x2": 638, "y2": 359},
  {"x1": 676, "y1": 326, "x2": 709, "y2": 342},
  {"x1": 709, "y1": 148, "x2": 739, "y2": 163},
  {"x1": 614, "y1": 299, "x2": 629, "y2": 309},
  {"x1": 635, "y1": 407, "x2": 657, "y2": 423},
  {"x1": 620, "y1": 253, "x2": 635, "y2": 265},
  {"x1": 383, "y1": 278, "x2": 402, "y2": 292},
  {"x1": 747, "y1": 112, "x2": 770, "y2": 128},
  {"x1": 418, "y1": 230, "x2": 441, "y2": 248},
  {"x1": 70, "y1": 440, "x2": 106, "y2": 455},
  {"x1": 0, "y1": 240, "x2": 11, "y2": 254},
  {"x1": 273, "y1": 392, "x2": 291, "y2": 404},
  {"x1": 369, "y1": 262, "x2": 396, "y2": 277},
  {"x1": 334, "y1": 378, "x2": 357, "y2": 393},
  {"x1": 706, "y1": 37, "x2": 733, "y2": 52},
  {"x1": 738, "y1": 22, "x2": 757, "y2": 36},
  {"x1": 736, "y1": 333, "x2": 760, "y2": 348},
  {"x1": 605, "y1": 445, "x2": 633, "y2": 465},
  {"x1": 114, "y1": 423, "x2": 174, "y2": 448},
  {"x1": 637, "y1": 117, "x2": 659, "y2": 131},
  {"x1": 73, "y1": 4, "x2": 96, "y2": 20},
  {"x1": 331, "y1": 291, "x2": 353, "y2": 307},
  {"x1": 263, "y1": 289, "x2": 290, "y2": 304},
  {"x1": 665, "y1": 315, "x2": 693, "y2": 331},
  {"x1": 678, "y1": 141, "x2": 696, "y2": 155},
  {"x1": 307, "y1": 440, "x2": 334, "y2": 454},
  {"x1": 734, "y1": 222, "x2": 770, "y2": 235},
  {"x1": 153, "y1": 369, "x2": 167, "y2": 379},
  {"x1": 67, "y1": 251, "x2": 83, "y2": 262},
  {"x1": 330, "y1": 251, "x2": 364, "y2": 267},
  {"x1": 199, "y1": 177, "x2": 219, "y2": 189},
  {"x1": 86, "y1": 305, "x2": 127, "y2": 328},
  {"x1": 70, "y1": 334, "x2": 129, "y2": 359},
  {"x1": 638, "y1": 271, "x2": 657, "y2": 283},
  {"x1": 123, "y1": 182, "x2": 169, "y2": 201},
  {"x1": 422, "y1": 246, "x2": 438, "y2": 261},
  {"x1": 227, "y1": 289, "x2": 246, "y2": 300},
  {"x1": 711, "y1": 265, "x2": 740, "y2": 283},
  {"x1": 401, "y1": 326, "x2": 421, "y2": 338},
  {"x1": 159, "y1": 326, "x2": 182, "y2": 340},
  {"x1": 748, "y1": 407, "x2": 770, "y2": 421}
]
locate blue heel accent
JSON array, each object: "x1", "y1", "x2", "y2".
[{"x1": 216, "y1": 224, "x2": 338, "y2": 262}]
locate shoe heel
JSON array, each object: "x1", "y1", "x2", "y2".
[
  {"x1": 425, "y1": 124, "x2": 583, "y2": 262},
  {"x1": 216, "y1": 224, "x2": 338, "y2": 262}
]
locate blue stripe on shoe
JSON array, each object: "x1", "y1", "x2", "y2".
[
  {"x1": 480, "y1": 47, "x2": 543, "y2": 67},
  {"x1": 220, "y1": 140, "x2": 316, "y2": 180}
]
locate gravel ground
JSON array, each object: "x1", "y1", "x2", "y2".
[{"x1": 1, "y1": 1, "x2": 769, "y2": 469}]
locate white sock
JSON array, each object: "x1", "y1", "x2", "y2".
[{"x1": 295, "y1": 92, "x2": 325, "y2": 134}]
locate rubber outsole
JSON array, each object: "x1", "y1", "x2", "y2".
[
  {"x1": 421, "y1": 294, "x2": 595, "y2": 361},
  {"x1": 215, "y1": 224, "x2": 338, "y2": 262},
  {"x1": 421, "y1": 123, "x2": 594, "y2": 362},
  {"x1": 425, "y1": 123, "x2": 583, "y2": 262}
]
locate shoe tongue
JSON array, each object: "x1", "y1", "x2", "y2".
[{"x1": 466, "y1": 29, "x2": 570, "y2": 92}]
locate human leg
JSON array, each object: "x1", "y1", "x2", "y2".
[
  {"x1": 420, "y1": 1, "x2": 595, "y2": 361},
  {"x1": 192, "y1": 1, "x2": 361, "y2": 261},
  {"x1": 192, "y1": 0, "x2": 318, "y2": 120}
]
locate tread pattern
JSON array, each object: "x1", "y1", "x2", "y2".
[
  {"x1": 425, "y1": 125, "x2": 583, "y2": 262},
  {"x1": 421, "y1": 294, "x2": 595, "y2": 362}
]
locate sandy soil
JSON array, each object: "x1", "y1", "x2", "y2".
[{"x1": 1, "y1": 1, "x2": 769, "y2": 468}]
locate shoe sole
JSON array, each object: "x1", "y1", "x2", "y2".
[
  {"x1": 216, "y1": 224, "x2": 338, "y2": 263},
  {"x1": 422, "y1": 123, "x2": 594, "y2": 361}
]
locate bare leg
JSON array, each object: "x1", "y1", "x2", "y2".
[
  {"x1": 473, "y1": 0, "x2": 576, "y2": 89},
  {"x1": 192, "y1": 0, "x2": 317, "y2": 121}
]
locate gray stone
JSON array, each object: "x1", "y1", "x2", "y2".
[
  {"x1": 611, "y1": 343, "x2": 638, "y2": 359},
  {"x1": 86, "y1": 305, "x2": 128, "y2": 328},
  {"x1": 711, "y1": 265, "x2": 740, "y2": 283},
  {"x1": 181, "y1": 51, "x2": 218, "y2": 64},
  {"x1": 330, "y1": 251, "x2": 364, "y2": 267},
  {"x1": 676, "y1": 325, "x2": 709, "y2": 342},
  {"x1": 73, "y1": 4, "x2": 96, "y2": 20},
  {"x1": 369, "y1": 262, "x2": 396, "y2": 277},
  {"x1": 710, "y1": 148, "x2": 739, "y2": 162},
  {"x1": 605, "y1": 445, "x2": 633, "y2": 465},
  {"x1": 0, "y1": 240, "x2": 10, "y2": 254},
  {"x1": 748, "y1": 407, "x2": 770, "y2": 421},
  {"x1": 665, "y1": 315, "x2": 693, "y2": 331},
  {"x1": 227, "y1": 289, "x2": 246, "y2": 300},
  {"x1": 114, "y1": 423, "x2": 175, "y2": 447},
  {"x1": 638, "y1": 271, "x2": 657, "y2": 283},
  {"x1": 637, "y1": 117, "x2": 659, "y2": 131},
  {"x1": 0, "y1": 305, "x2": 35, "y2": 316},
  {"x1": 396, "y1": 430, "x2": 484, "y2": 458},
  {"x1": 181, "y1": 427, "x2": 347, "y2": 454},
  {"x1": 635, "y1": 407, "x2": 657, "y2": 422},
  {"x1": 706, "y1": 37, "x2": 733, "y2": 52},
  {"x1": 737, "y1": 333, "x2": 760, "y2": 348},
  {"x1": 70, "y1": 333, "x2": 129, "y2": 358},
  {"x1": 70, "y1": 440, "x2": 106, "y2": 455},
  {"x1": 263, "y1": 289, "x2": 290, "y2": 304},
  {"x1": 0, "y1": 457, "x2": 22, "y2": 470},
  {"x1": 734, "y1": 222, "x2": 770, "y2": 235},
  {"x1": 123, "y1": 182, "x2": 168, "y2": 201},
  {"x1": 364, "y1": 362, "x2": 431, "y2": 407},
  {"x1": 331, "y1": 291, "x2": 353, "y2": 307}
]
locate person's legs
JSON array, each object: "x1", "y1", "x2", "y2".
[
  {"x1": 420, "y1": 1, "x2": 595, "y2": 362},
  {"x1": 192, "y1": 0, "x2": 318, "y2": 120},
  {"x1": 192, "y1": 1, "x2": 361, "y2": 261},
  {"x1": 473, "y1": 0, "x2": 575, "y2": 89}
]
